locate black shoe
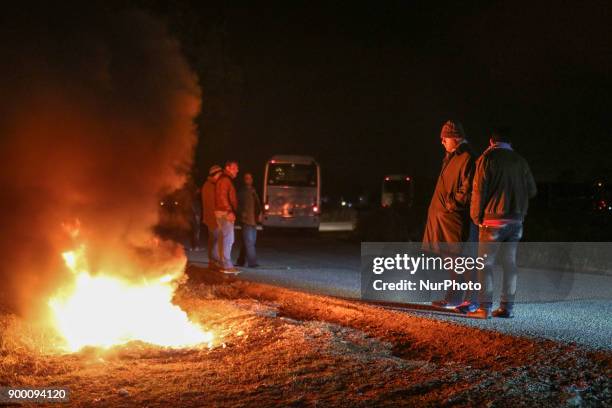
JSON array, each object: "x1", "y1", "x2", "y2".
[
  {"x1": 466, "y1": 307, "x2": 492, "y2": 319},
  {"x1": 235, "y1": 261, "x2": 245, "y2": 267},
  {"x1": 492, "y1": 308, "x2": 514, "y2": 318},
  {"x1": 455, "y1": 301, "x2": 479, "y2": 314}
]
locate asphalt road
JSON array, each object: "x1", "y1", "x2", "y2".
[{"x1": 187, "y1": 230, "x2": 612, "y2": 350}]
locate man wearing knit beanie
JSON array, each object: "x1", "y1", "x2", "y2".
[
  {"x1": 423, "y1": 120, "x2": 478, "y2": 310},
  {"x1": 201, "y1": 165, "x2": 223, "y2": 268}
]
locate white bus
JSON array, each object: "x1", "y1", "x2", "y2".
[{"x1": 262, "y1": 155, "x2": 321, "y2": 229}]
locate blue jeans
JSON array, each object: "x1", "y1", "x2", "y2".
[
  {"x1": 477, "y1": 223, "x2": 523, "y2": 311},
  {"x1": 213, "y1": 216, "x2": 235, "y2": 269},
  {"x1": 237, "y1": 224, "x2": 258, "y2": 266}
]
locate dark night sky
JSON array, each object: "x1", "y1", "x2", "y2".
[
  {"x1": 171, "y1": 1, "x2": 611, "y2": 199},
  {"x1": 11, "y1": 1, "x2": 612, "y2": 199}
]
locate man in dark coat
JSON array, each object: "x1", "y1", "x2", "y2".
[
  {"x1": 460, "y1": 127, "x2": 537, "y2": 319},
  {"x1": 201, "y1": 165, "x2": 222, "y2": 266},
  {"x1": 423, "y1": 120, "x2": 478, "y2": 307},
  {"x1": 236, "y1": 172, "x2": 262, "y2": 267}
]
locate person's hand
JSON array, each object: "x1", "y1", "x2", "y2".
[
  {"x1": 444, "y1": 194, "x2": 457, "y2": 212},
  {"x1": 227, "y1": 213, "x2": 236, "y2": 222}
]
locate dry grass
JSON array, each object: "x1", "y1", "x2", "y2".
[{"x1": 0, "y1": 269, "x2": 610, "y2": 407}]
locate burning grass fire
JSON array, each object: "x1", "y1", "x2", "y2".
[
  {"x1": 48, "y1": 244, "x2": 213, "y2": 352},
  {"x1": 0, "y1": 3, "x2": 212, "y2": 367}
]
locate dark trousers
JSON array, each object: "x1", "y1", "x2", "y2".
[
  {"x1": 477, "y1": 223, "x2": 523, "y2": 311},
  {"x1": 442, "y1": 221, "x2": 479, "y2": 304},
  {"x1": 203, "y1": 223, "x2": 217, "y2": 265},
  {"x1": 190, "y1": 216, "x2": 201, "y2": 250},
  {"x1": 237, "y1": 224, "x2": 257, "y2": 267}
]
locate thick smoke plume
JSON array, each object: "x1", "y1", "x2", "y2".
[{"x1": 0, "y1": 6, "x2": 201, "y2": 316}]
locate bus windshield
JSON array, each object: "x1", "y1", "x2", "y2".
[{"x1": 267, "y1": 163, "x2": 317, "y2": 187}]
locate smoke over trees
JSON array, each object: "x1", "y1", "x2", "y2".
[{"x1": 0, "y1": 4, "x2": 201, "y2": 316}]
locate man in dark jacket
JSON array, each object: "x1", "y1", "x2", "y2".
[
  {"x1": 213, "y1": 160, "x2": 240, "y2": 274},
  {"x1": 423, "y1": 120, "x2": 478, "y2": 308},
  {"x1": 201, "y1": 165, "x2": 222, "y2": 267},
  {"x1": 463, "y1": 127, "x2": 537, "y2": 318},
  {"x1": 236, "y1": 172, "x2": 262, "y2": 267}
]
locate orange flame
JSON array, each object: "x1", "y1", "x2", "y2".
[{"x1": 49, "y1": 244, "x2": 212, "y2": 352}]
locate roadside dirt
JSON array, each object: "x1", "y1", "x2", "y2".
[{"x1": 0, "y1": 264, "x2": 610, "y2": 407}]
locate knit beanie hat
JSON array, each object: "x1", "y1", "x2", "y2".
[
  {"x1": 440, "y1": 120, "x2": 465, "y2": 139},
  {"x1": 208, "y1": 165, "x2": 222, "y2": 176}
]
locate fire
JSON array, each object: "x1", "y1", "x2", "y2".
[{"x1": 49, "y1": 245, "x2": 212, "y2": 352}]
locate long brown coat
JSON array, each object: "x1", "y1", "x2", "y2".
[
  {"x1": 423, "y1": 142, "x2": 476, "y2": 253},
  {"x1": 201, "y1": 177, "x2": 217, "y2": 229}
]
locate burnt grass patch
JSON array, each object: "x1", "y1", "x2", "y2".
[{"x1": 0, "y1": 265, "x2": 609, "y2": 407}]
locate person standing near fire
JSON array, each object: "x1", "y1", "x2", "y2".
[
  {"x1": 201, "y1": 165, "x2": 222, "y2": 267},
  {"x1": 423, "y1": 120, "x2": 478, "y2": 308},
  {"x1": 187, "y1": 176, "x2": 202, "y2": 251},
  {"x1": 213, "y1": 160, "x2": 240, "y2": 274},
  {"x1": 236, "y1": 172, "x2": 262, "y2": 268},
  {"x1": 466, "y1": 127, "x2": 537, "y2": 319}
]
